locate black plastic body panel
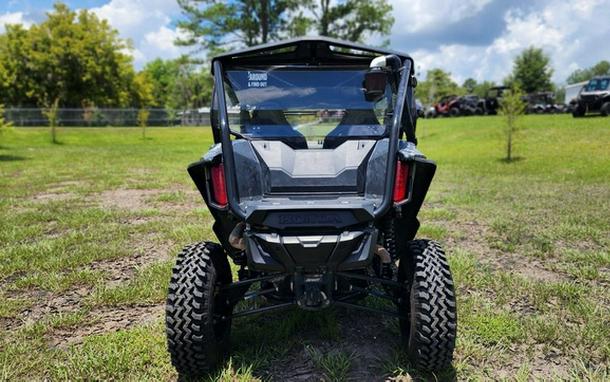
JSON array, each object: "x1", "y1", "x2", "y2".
[
  {"x1": 188, "y1": 137, "x2": 436, "y2": 269},
  {"x1": 244, "y1": 228, "x2": 377, "y2": 273}
]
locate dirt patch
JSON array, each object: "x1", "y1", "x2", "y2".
[
  {"x1": 48, "y1": 180, "x2": 87, "y2": 190},
  {"x1": 128, "y1": 168, "x2": 157, "y2": 177},
  {"x1": 3, "y1": 233, "x2": 172, "y2": 332},
  {"x1": 97, "y1": 189, "x2": 164, "y2": 211},
  {"x1": 94, "y1": 187, "x2": 200, "y2": 213},
  {"x1": 488, "y1": 343, "x2": 571, "y2": 380},
  {"x1": 89, "y1": 234, "x2": 173, "y2": 287},
  {"x1": 260, "y1": 308, "x2": 399, "y2": 382},
  {"x1": 265, "y1": 345, "x2": 324, "y2": 381},
  {"x1": 8, "y1": 287, "x2": 89, "y2": 331},
  {"x1": 31, "y1": 181, "x2": 88, "y2": 202},
  {"x1": 31, "y1": 192, "x2": 77, "y2": 202},
  {"x1": 499, "y1": 256, "x2": 565, "y2": 283},
  {"x1": 437, "y1": 219, "x2": 568, "y2": 284},
  {"x1": 48, "y1": 304, "x2": 163, "y2": 348},
  {"x1": 157, "y1": 195, "x2": 202, "y2": 213}
]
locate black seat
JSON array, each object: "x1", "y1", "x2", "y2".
[
  {"x1": 323, "y1": 109, "x2": 381, "y2": 149},
  {"x1": 245, "y1": 110, "x2": 308, "y2": 149}
]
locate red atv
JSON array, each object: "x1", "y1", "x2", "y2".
[{"x1": 433, "y1": 95, "x2": 460, "y2": 117}]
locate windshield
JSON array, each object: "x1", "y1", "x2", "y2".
[
  {"x1": 584, "y1": 78, "x2": 610, "y2": 92},
  {"x1": 224, "y1": 68, "x2": 394, "y2": 149}
]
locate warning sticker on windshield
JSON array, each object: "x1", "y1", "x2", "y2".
[{"x1": 247, "y1": 71, "x2": 268, "y2": 88}]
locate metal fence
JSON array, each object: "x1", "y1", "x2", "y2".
[{"x1": 3, "y1": 108, "x2": 212, "y2": 127}]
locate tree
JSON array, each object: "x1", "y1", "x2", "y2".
[
  {"x1": 140, "y1": 57, "x2": 213, "y2": 110},
  {"x1": 307, "y1": 0, "x2": 394, "y2": 42},
  {"x1": 462, "y1": 78, "x2": 477, "y2": 94},
  {"x1": 141, "y1": 59, "x2": 180, "y2": 108},
  {"x1": 0, "y1": 104, "x2": 13, "y2": 141},
  {"x1": 177, "y1": 57, "x2": 212, "y2": 110},
  {"x1": 0, "y1": 2, "x2": 141, "y2": 108},
  {"x1": 176, "y1": 0, "x2": 394, "y2": 52},
  {"x1": 416, "y1": 69, "x2": 462, "y2": 105},
  {"x1": 509, "y1": 47, "x2": 553, "y2": 93},
  {"x1": 499, "y1": 85, "x2": 526, "y2": 162},
  {"x1": 176, "y1": 0, "x2": 300, "y2": 51},
  {"x1": 461, "y1": 78, "x2": 497, "y2": 98},
  {"x1": 471, "y1": 80, "x2": 496, "y2": 98},
  {"x1": 566, "y1": 60, "x2": 610, "y2": 84},
  {"x1": 138, "y1": 109, "x2": 150, "y2": 139},
  {"x1": 43, "y1": 98, "x2": 60, "y2": 144},
  {"x1": 131, "y1": 72, "x2": 154, "y2": 108}
]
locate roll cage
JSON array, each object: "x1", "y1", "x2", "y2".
[{"x1": 210, "y1": 37, "x2": 417, "y2": 221}]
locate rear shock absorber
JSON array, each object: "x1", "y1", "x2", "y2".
[
  {"x1": 381, "y1": 219, "x2": 398, "y2": 279},
  {"x1": 383, "y1": 219, "x2": 397, "y2": 261}
]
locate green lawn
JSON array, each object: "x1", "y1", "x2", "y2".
[{"x1": 1, "y1": 115, "x2": 609, "y2": 381}]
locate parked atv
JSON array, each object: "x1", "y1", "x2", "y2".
[
  {"x1": 457, "y1": 95, "x2": 485, "y2": 116},
  {"x1": 526, "y1": 92, "x2": 564, "y2": 114},
  {"x1": 483, "y1": 86, "x2": 509, "y2": 115},
  {"x1": 165, "y1": 37, "x2": 457, "y2": 377},
  {"x1": 433, "y1": 95, "x2": 484, "y2": 117},
  {"x1": 433, "y1": 95, "x2": 459, "y2": 117},
  {"x1": 572, "y1": 76, "x2": 610, "y2": 117}
]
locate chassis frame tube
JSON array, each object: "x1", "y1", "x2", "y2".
[{"x1": 373, "y1": 59, "x2": 413, "y2": 219}]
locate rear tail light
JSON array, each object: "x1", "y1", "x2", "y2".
[
  {"x1": 393, "y1": 160, "x2": 410, "y2": 203},
  {"x1": 210, "y1": 163, "x2": 228, "y2": 206}
]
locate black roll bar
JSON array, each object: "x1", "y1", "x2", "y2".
[
  {"x1": 212, "y1": 59, "x2": 414, "y2": 220},
  {"x1": 372, "y1": 58, "x2": 412, "y2": 218},
  {"x1": 213, "y1": 60, "x2": 247, "y2": 219}
]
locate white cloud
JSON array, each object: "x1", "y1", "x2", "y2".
[
  {"x1": 391, "y1": 0, "x2": 492, "y2": 33},
  {"x1": 408, "y1": 0, "x2": 610, "y2": 85},
  {"x1": 91, "y1": 0, "x2": 188, "y2": 68},
  {"x1": 0, "y1": 11, "x2": 33, "y2": 32},
  {"x1": 144, "y1": 26, "x2": 186, "y2": 57}
]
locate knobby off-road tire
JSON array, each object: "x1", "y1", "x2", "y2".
[
  {"x1": 398, "y1": 240, "x2": 457, "y2": 372},
  {"x1": 601, "y1": 102, "x2": 610, "y2": 116},
  {"x1": 572, "y1": 105, "x2": 585, "y2": 118},
  {"x1": 166, "y1": 242, "x2": 233, "y2": 377}
]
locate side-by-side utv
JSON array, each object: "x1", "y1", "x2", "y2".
[
  {"x1": 165, "y1": 37, "x2": 457, "y2": 377},
  {"x1": 571, "y1": 76, "x2": 610, "y2": 117}
]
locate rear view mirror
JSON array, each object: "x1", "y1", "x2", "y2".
[{"x1": 364, "y1": 68, "x2": 388, "y2": 102}]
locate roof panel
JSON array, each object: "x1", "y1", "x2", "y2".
[{"x1": 211, "y1": 36, "x2": 412, "y2": 73}]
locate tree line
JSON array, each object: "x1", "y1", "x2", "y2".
[
  {"x1": 0, "y1": 1, "x2": 393, "y2": 110},
  {"x1": 0, "y1": 3, "x2": 211, "y2": 110},
  {"x1": 1, "y1": 1, "x2": 609, "y2": 110}
]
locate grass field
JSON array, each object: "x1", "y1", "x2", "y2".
[{"x1": 1, "y1": 115, "x2": 609, "y2": 381}]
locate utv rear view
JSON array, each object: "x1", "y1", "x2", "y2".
[{"x1": 165, "y1": 37, "x2": 457, "y2": 377}]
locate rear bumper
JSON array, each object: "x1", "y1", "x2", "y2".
[{"x1": 244, "y1": 227, "x2": 377, "y2": 273}]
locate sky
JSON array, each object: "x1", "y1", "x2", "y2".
[{"x1": 1, "y1": 0, "x2": 609, "y2": 85}]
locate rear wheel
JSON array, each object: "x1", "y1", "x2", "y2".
[
  {"x1": 166, "y1": 242, "x2": 233, "y2": 377},
  {"x1": 572, "y1": 104, "x2": 585, "y2": 118},
  {"x1": 449, "y1": 107, "x2": 460, "y2": 117},
  {"x1": 397, "y1": 240, "x2": 457, "y2": 372},
  {"x1": 601, "y1": 102, "x2": 610, "y2": 116}
]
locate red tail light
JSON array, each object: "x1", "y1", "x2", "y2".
[
  {"x1": 393, "y1": 160, "x2": 410, "y2": 203},
  {"x1": 210, "y1": 163, "x2": 228, "y2": 206}
]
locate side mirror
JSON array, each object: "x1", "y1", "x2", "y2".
[{"x1": 363, "y1": 68, "x2": 388, "y2": 102}]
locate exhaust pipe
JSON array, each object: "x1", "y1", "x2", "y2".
[
  {"x1": 228, "y1": 222, "x2": 246, "y2": 250},
  {"x1": 375, "y1": 245, "x2": 391, "y2": 263}
]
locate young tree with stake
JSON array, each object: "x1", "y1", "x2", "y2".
[{"x1": 499, "y1": 85, "x2": 526, "y2": 162}]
